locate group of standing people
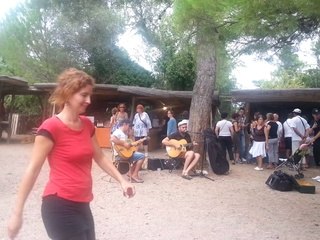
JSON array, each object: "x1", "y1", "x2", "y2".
[
  {"x1": 215, "y1": 108, "x2": 249, "y2": 165},
  {"x1": 215, "y1": 107, "x2": 320, "y2": 172}
]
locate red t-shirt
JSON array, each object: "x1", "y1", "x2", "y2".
[{"x1": 38, "y1": 115, "x2": 95, "y2": 202}]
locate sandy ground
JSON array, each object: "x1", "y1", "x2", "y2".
[{"x1": 1, "y1": 140, "x2": 320, "y2": 240}]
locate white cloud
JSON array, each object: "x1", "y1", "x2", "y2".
[
  {"x1": 298, "y1": 39, "x2": 318, "y2": 68},
  {"x1": 232, "y1": 55, "x2": 277, "y2": 89},
  {"x1": 117, "y1": 30, "x2": 160, "y2": 72}
]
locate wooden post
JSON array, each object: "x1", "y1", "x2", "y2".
[{"x1": 130, "y1": 96, "x2": 136, "y2": 121}]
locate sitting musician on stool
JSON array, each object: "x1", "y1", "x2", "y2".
[
  {"x1": 162, "y1": 119, "x2": 200, "y2": 180},
  {"x1": 111, "y1": 119, "x2": 145, "y2": 183}
]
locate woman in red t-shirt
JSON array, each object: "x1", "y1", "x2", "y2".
[{"x1": 8, "y1": 68, "x2": 135, "y2": 240}]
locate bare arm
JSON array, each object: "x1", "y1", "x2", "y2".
[
  {"x1": 229, "y1": 125, "x2": 234, "y2": 136},
  {"x1": 161, "y1": 136, "x2": 171, "y2": 146},
  {"x1": 233, "y1": 122, "x2": 240, "y2": 132},
  {"x1": 311, "y1": 131, "x2": 320, "y2": 144},
  {"x1": 264, "y1": 126, "x2": 269, "y2": 147},
  {"x1": 162, "y1": 136, "x2": 177, "y2": 147},
  {"x1": 8, "y1": 135, "x2": 53, "y2": 239},
  {"x1": 109, "y1": 115, "x2": 116, "y2": 127},
  {"x1": 110, "y1": 135, "x2": 131, "y2": 148},
  {"x1": 292, "y1": 127, "x2": 306, "y2": 140},
  {"x1": 215, "y1": 126, "x2": 220, "y2": 136}
]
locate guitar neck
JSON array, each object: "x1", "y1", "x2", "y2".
[{"x1": 131, "y1": 137, "x2": 149, "y2": 146}]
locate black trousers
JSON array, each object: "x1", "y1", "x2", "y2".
[
  {"x1": 41, "y1": 195, "x2": 95, "y2": 240},
  {"x1": 313, "y1": 140, "x2": 320, "y2": 166},
  {"x1": 218, "y1": 136, "x2": 234, "y2": 161}
]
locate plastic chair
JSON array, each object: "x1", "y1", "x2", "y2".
[{"x1": 111, "y1": 145, "x2": 134, "y2": 182}]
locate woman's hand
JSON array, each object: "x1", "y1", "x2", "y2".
[
  {"x1": 121, "y1": 181, "x2": 136, "y2": 198},
  {"x1": 7, "y1": 213, "x2": 23, "y2": 239}
]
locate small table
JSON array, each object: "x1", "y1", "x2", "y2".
[{"x1": 95, "y1": 127, "x2": 111, "y2": 148}]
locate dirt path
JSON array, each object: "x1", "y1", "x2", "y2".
[{"x1": 1, "y1": 142, "x2": 320, "y2": 240}]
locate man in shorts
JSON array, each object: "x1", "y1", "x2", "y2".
[
  {"x1": 162, "y1": 119, "x2": 200, "y2": 180},
  {"x1": 111, "y1": 119, "x2": 145, "y2": 183}
]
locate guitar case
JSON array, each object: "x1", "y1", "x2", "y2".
[{"x1": 203, "y1": 128, "x2": 229, "y2": 175}]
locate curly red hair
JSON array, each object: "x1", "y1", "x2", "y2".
[{"x1": 49, "y1": 68, "x2": 95, "y2": 110}]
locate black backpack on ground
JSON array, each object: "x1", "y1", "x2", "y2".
[{"x1": 265, "y1": 170, "x2": 296, "y2": 191}]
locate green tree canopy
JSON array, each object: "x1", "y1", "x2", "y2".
[{"x1": 0, "y1": 0, "x2": 154, "y2": 86}]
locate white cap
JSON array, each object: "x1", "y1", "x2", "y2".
[
  {"x1": 178, "y1": 119, "x2": 189, "y2": 127},
  {"x1": 292, "y1": 108, "x2": 302, "y2": 114}
]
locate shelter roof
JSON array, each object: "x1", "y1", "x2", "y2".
[
  {"x1": 33, "y1": 83, "x2": 219, "y2": 105},
  {"x1": 231, "y1": 88, "x2": 320, "y2": 103},
  {"x1": 0, "y1": 76, "x2": 43, "y2": 95},
  {"x1": 1, "y1": 76, "x2": 219, "y2": 106},
  {"x1": 0, "y1": 75, "x2": 28, "y2": 94}
]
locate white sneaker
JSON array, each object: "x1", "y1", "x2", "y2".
[
  {"x1": 254, "y1": 167, "x2": 263, "y2": 171},
  {"x1": 312, "y1": 176, "x2": 320, "y2": 180}
]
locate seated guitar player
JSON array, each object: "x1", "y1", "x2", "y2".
[
  {"x1": 111, "y1": 119, "x2": 145, "y2": 183},
  {"x1": 162, "y1": 119, "x2": 200, "y2": 180}
]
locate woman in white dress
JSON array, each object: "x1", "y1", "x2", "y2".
[{"x1": 249, "y1": 115, "x2": 269, "y2": 171}]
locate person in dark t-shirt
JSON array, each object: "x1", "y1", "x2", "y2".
[
  {"x1": 162, "y1": 119, "x2": 200, "y2": 180},
  {"x1": 266, "y1": 113, "x2": 279, "y2": 169},
  {"x1": 310, "y1": 108, "x2": 320, "y2": 166}
]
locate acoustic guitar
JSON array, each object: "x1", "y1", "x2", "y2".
[
  {"x1": 166, "y1": 139, "x2": 193, "y2": 158},
  {"x1": 114, "y1": 137, "x2": 150, "y2": 159}
]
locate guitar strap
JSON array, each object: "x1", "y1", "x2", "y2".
[
  {"x1": 138, "y1": 113, "x2": 148, "y2": 128},
  {"x1": 218, "y1": 120, "x2": 228, "y2": 136},
  {"x1": 298, "y1": 116, "x2": 306, "y2": 134}
]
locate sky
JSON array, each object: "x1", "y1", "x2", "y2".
[
  {"x1": 0, "y1": 0, "x2": 23, "y2": 17},
  {"x1": 2, "y1": 0, "x2": 317, "y2": 89},
  {"x1": 118, "y1": 33, "x2": 318, "y2": 89},
  {"x1": 117, "y1": 31, "x2": 276, "y2": 89}
]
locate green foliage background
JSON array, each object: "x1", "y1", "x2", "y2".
[{"x1": 0, "y1": 0, "x2": 320, "y2": 117}]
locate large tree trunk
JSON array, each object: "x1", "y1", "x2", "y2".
[{"x1": 189, "y1": 33, "x2": 217, "y2": 159}]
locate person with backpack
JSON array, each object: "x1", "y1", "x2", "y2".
[{"x1": 291, "y1": 108, "x2": 310, "y2": 169}]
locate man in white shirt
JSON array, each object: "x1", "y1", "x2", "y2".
[
  {"x1": 111, "y1": 119, "x2": 145, "y2": 183},
  {"x1": 291, "y1": 108, "x2": 310, "y2": 168},
  {"x1": 273, "y1": 113, "x2": 283, "y2": 161},
  {"x1": 273, "y1": 113, "x2": 283, "y2": 141},
  {"x1": 215, "y1": 112, "x2": 235, "y2": 164},
  {"x1": 283, "y1": 113, "x2": 294, "y2": 159}
]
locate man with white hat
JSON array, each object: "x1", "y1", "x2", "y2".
[
  {"x1": 291, "y1": 108, "x2": 310, "y2": 168},
  {"x1": 162, "y1": 119, "x2": 200, "y2": 180}
]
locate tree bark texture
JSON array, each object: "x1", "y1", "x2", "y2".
[{"x1": 189, "y1": 33, "x2": 217, "y2": 158}]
